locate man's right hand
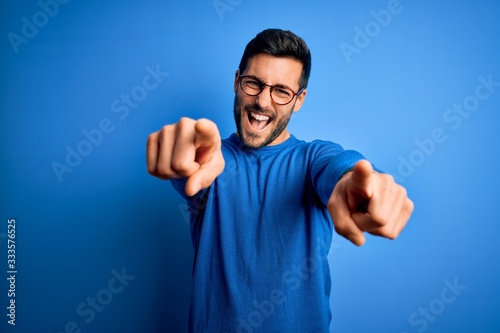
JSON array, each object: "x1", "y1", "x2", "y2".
[{"x1": 146, "y1": 117, "x2": 225, "y2": 196}]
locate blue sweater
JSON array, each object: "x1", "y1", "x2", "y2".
[{"x1": 172, "y1": 133, "x2": 364, "y2": 333}]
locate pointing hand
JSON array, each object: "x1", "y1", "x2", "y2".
[
  {"x1": 328, "y1": 160, "x2": 414, "y2": 246},
  {"x1": 146, "y1": 118, "x2": 225, "y2": 196}
]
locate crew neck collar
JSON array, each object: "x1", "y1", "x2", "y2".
[{"x1": 227, "y1": 133, "x2": 298, "y2": 153}]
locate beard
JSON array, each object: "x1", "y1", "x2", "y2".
[{"x1": 232, "y1": 94, "x2": 295, "y2": 149}]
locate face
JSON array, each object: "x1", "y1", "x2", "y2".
[{"x1": 233, "y1": 53, "x2": 307, "y2": 148}]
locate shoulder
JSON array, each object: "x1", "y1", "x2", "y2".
[
  {"x1": 300, "y1": 138, "x2": 366, "y2": 176},
  {"x1": 220, "y1": 134, "x2": 350, "y2": 161},
  {"x1": 307, "y1": 138, "x2": 344, "y2": 151},
  {"x1": 294, "y1": 138, "x2": 346, "y2": 159}
]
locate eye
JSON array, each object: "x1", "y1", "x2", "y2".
[
  {"x1": 245, "y1": 79, "x2": 263, "y2": 89},
  {"x1": 274, "y1": 88, "x2": 292, "y2": 98}
]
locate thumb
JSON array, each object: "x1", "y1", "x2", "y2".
[
  {"x1": 185, "y1": 147, "x2": 225, "y2": 197},
  {"x1": 328, "y1": 193, "x2": 366, "y2": 246}
]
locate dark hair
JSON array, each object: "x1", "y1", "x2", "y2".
[{"x1": 238, "y1": 29, "x2": 312, "y2": 89}]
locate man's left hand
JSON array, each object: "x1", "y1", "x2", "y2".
[{"x1": 328, "y1": 160, "x2": 414, "y2": 246}]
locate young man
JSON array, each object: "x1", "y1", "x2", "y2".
[{"x1": 147, "y1": 29, "x2": 413, "y2": 332}]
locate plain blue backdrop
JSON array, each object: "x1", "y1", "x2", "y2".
[{"x1": 1, "y1": 0, "x2": 499, "y2": 332}]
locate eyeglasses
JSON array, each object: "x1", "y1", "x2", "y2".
[{"x1": 238, "y1": 75, "x2": 304, "y2": 105}]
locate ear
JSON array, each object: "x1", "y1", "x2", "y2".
[
  {"x1": 234, "y1": 69, "x2": 240, "y2": 93},
  {"x1": 292, "y1": 89, "x2": 307, "y2": 112}
]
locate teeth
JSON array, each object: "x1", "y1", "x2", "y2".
[{"x1": 251, "y1": 112, "x2": 270, "y2": 122}]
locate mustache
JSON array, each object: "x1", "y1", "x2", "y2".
[{"x1": 243, "y1": 104, "x2": 273, "y2": 116}]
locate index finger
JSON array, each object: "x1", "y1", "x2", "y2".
[
  {"x1": 194, "y1": 118, "x2": 222, "y2": 148},
  {"x1": 350, "y1": 160, "x2": 374, "y2": 197}
]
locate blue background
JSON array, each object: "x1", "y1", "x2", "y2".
[{"x1": 1, "y1": 0, "x2": 499, "y2": 332}]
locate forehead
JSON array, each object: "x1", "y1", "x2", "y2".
[{"x1": 244, "y1": 53, "x2": 303, "y2": 89}]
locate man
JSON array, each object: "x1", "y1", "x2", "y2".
[{"x1": 147, "y1": 29, "x2": 413, "y2": 332}]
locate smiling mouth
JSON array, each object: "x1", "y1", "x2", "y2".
[{"x1": 247, "y1": 111, "x2": 273, "y2": 132}]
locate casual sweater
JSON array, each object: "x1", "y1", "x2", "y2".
[{"x1": 171, "y1": 133, "x2": 364, "y2": 332}]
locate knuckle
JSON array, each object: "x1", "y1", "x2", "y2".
[
  {"x1": 146, "y1": 132, "x2": 157, "y2": 144},
  {"x1": 389, "y1": 226, "x2": 402, "y2": 239},
  {"x1": 147, "y1": 165, "x2": 157, "y2": 176},
  {"x1": 171, "y1": 159, "x2": 197, "y2": 176},
  {"x1": 395, "y1": 183, "x2": 407, "y2": 197},
  {"x1": 155, "y1": 163, "x2": 170, "y2": 175},
  {"x1": 176, "y1": 118, "x2": 196, "y2": 138},
  {"x1": 406, "y1": 198, "x2": 415, "y2": 213},
  {"x1": 373, "y1": 226, "x2": 399, "y2": 240},
  {"x1": 196, "y1": 117, "x2": 212, "y2": 128},
  {"x1": 404, "y1": 200, "x2": 413, "y2": 214},
  {"x1": 382, "y1": 173, "x2": 394, "y2": 183},
  {"x1": 171, "y1": 159, "x2": 190, "y2": 173},
  {"x1": 177, "y1": 117, "x2": 194, "y2": 129},
  {"x1": 153, "y1": 164, "x2": 174, "y2": 179},
  {"x1": 160, "y1": 124, "x2": 174, "y2": 134},
  {"x1": 369, "y1": 211, "x2": 385, "y2": 225},
  {"x1": 158, "y1": 125, "x2": 175, "y2": 143},
  {"x1": 386, "y1": 232, "x2": 398, "y2": 240}
]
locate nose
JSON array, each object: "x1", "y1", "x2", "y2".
[{"x1": 255, "y1": 86, "x2": 273, "y2": 109}]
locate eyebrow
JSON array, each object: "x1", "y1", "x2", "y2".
[{"x1": 246, "y1": 74, "x2": 295, "y2": 91}]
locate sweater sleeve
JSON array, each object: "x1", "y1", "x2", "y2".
[
  {"x1": 310, "y1": 141, "x2": 365, "y2": 206},
  {"x1": 170, "y1": 178, "x2": 189, "y2": 199}
]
